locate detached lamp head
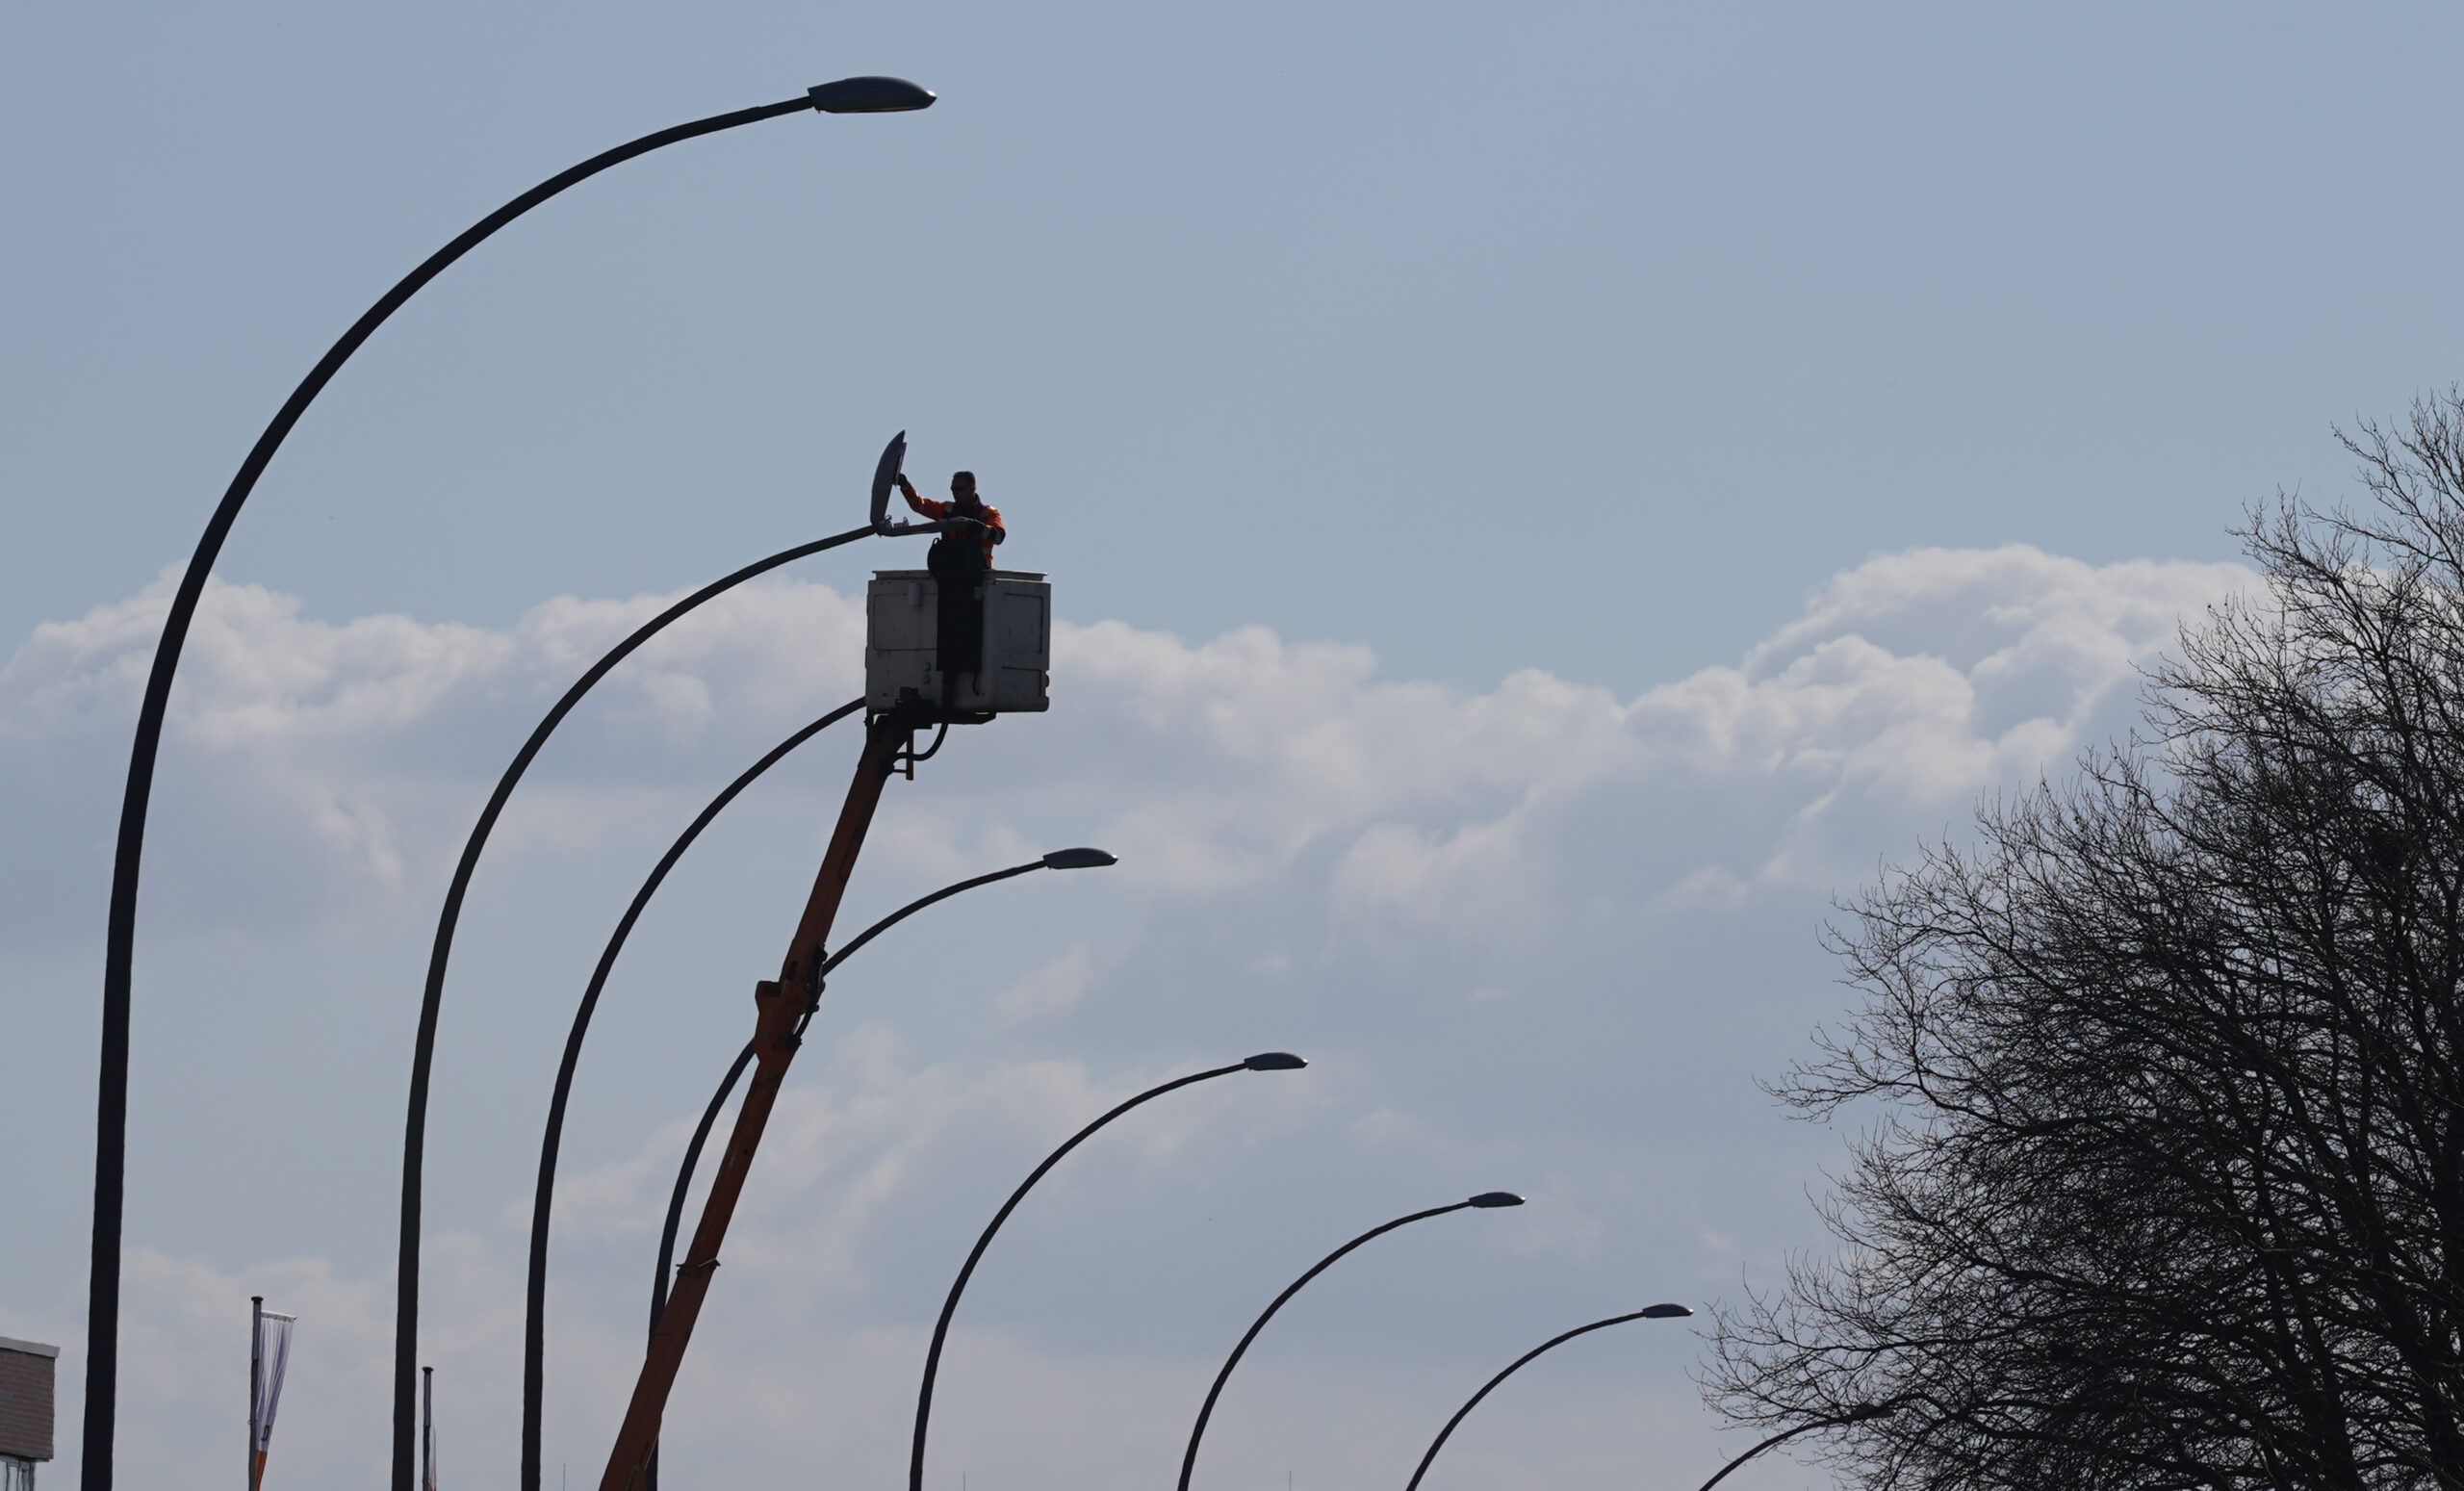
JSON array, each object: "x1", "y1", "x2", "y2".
[
  {"x1": 1041, "y1": 848, "x2": 1118, "y2": 870},
  {"x1": 1244, "y1": 1052, "x2": 1307, "y2": 1071},
  {"x1": 1466, "y1": 1192, "x2": 1525, "y2": 1209},
  {"x1": 870, "y1": 430, "x2": 908, "y2": 531},
  {"x1": 1638, "y1": 1302, "x2": 1693, "y2": 1319},
  {"x1": 809, "y1": 76, "x2": 937, "y2": 114}
]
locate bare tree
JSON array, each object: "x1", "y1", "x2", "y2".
[{"x1": 1705, "y1": 394, "x2": 2464, "y2": 1491}]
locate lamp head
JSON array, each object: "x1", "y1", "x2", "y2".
[
  {"x1": 869, "y1": 430, "x2": 908, "y2": 530},
  {"x1": 1638, "y1": 1302, "x2": 1693, "y2": 1319},
  {"x1": 1243, "y1": 1052, "x2": 1307, "y2": 1071},
  {"x1": 1466, "y1": 1191, "x2": 1525, "y2": 1209},
  {"x1": 1041, "y1": 848, "x2": 1118, "y2": 870},
  {"x1": 808, "y1": 76, "x2": 937, "y2": 114}
]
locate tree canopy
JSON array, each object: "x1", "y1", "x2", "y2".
[{"x1": 1707, "y1": 395, "x2": 2464, "y2": 1491}]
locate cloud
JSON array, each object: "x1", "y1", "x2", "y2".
[
  {"x1": 999, "y1": 942, "x2": 1100, "y2": 1025},
  {"x1": 0, "y1": 564, "x2": 872, "y2": 943},
  {"x1": 0, "y1": 543, "x2": 2255, "y2": 1490},
  {"x1": 0, "y1": 545, "x2": 2244, "y2": 945}
]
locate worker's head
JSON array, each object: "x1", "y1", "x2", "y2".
[{"x1": 950, "y1": 471, "x2": 979, "y2": 508}]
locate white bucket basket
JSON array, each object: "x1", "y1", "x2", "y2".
[{"x1": 864, "y1": 569, "x2": 1051, "y2": 715}]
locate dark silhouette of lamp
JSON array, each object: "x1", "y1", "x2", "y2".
[{"x1": 1179, "y1": 1193, "x2": 1528, "y2": 1491}]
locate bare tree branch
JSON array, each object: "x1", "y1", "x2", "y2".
[{"x1": 1706, "y1": 392, "x2": 2464, "y2": 1491}]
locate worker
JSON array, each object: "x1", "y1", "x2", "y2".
[{"x1": 897, "y1": 470, "x2": 1006, "y2": 704}]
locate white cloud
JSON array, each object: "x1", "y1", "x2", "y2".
[
  {"x1": 0, "y1": 543, "x2": 2255, "y2": 1491},
  {"x1": 0, "y1": 544, "x2": 2246, "y2": 945},
  {"x1": 999, "y1": 942, "x2": 1100, "y2": 1025}
]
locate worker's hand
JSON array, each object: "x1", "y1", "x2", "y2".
[{"x1": 896, "y1": 474, "x2": 916, "y2": 497}]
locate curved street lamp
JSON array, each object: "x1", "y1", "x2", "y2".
[
  {"x1": 520, "y1": 698, "x2": 865, "y2": 1491},
  {"x1": 1402, "y1": 1303, "x2": 1693, "y2": 1491},
  {"x1": 443, "y1": 546, "x2": 885, "y2": 1491},
  {"x1": 638, "y1": 848, "x2": 1120, "y2": 1490},
  {"x1": 1178, "y1": 1192, "x2": 1527, "y2": 1491},
  {"x1": 84, "y1": 77, "x2": 934, "y2": 1491},
  {"x1": 911, "y1": 1052, "x2": 1311, "y2": 1491},
  {"x1": 1693, "y1": 1402, "x2": 1902, "y2": 1491}
]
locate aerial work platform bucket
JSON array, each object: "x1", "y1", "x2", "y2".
[{"x1": 865, "y1": 570, "x2": 1051, "y2": 717}]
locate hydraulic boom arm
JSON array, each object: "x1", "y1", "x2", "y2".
[{"x1": 597, "y1": 711, "x2": 912, "y2": 1491}]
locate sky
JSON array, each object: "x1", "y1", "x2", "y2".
[{"x1": 0, "y1": 3, "x2": 2456, "y2": 1489}]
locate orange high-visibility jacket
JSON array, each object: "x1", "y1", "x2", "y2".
[{"x1": 905, "y1": 490, "x2": 1005, "y2": 562}]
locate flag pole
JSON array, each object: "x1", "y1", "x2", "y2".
[
  {"x1": 248, "y1": 1297, "x2": 263, "y2": 1491},
  {"x1": 422, "y1": 1367, "x2": 434, "y2": 1491}
]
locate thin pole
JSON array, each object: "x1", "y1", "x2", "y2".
[
  {"x1": 910, "y1": 1060, "x2": 1273, "y2": 1491},
  {"x1": 640, "y1": 1035, "x2": 753, "y2": 1491},
  {"x1": 1692, "y1": 1407, "x2": 1896, "y2": 1491},
  {"x1": 647, "y1": 861, "x2": 1053, "y2": 1343},
  {"x1": 523, "y1": 699, "x2": 863, "y2": 1491},
  {"x1": 248, "y1": 1297, "x2": 262, "y2": 1491},
  {"x1": 644, "y1": 859, "x2": 1068, "y2": 1491},
  {"x1": 408, "y1": 530, "x2": 870, "y2": 1491},
  {"x1": 1177, "y1": 1198, "x2": 1500, "y2": 1491},
  {"x1": 421, "y1": 1367, "x2": 433, "y2": 1491},
  {"x1": 1402, "y1": 1308, "x2": 1689, "y2": 1491},
  {"x1": 80, "y1": 89, "x2": 827, "y2": 1491},
  {"x1": 650, "y1": 1040, "x2": 758, "y2": 1335},
  {"x1": 811, "y1": 862, "x2": 1046, "y2": 979}
]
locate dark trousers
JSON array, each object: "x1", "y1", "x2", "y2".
[{"x1": 928, "y1": 540, "x2": 988, "y2": 678}]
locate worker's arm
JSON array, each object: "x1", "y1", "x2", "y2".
[
  {"x1": 983, "y1": 505, "x2": 1006, "y2": 546},
  {"x1": 898, "y1": 476, "x2": 945, "y2": 520}
]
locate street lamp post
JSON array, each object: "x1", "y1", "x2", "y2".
[
  {"x1": 521, "y1": 699, "x2": 865, "y2": 1491},
  {"x1": 438, "y1": 545, "x2": 883, "y2": 1491},
  {"x1": 489, "y1": 428, "x2": 992, "y2": 1487},
  {"x1": 910, "y1": 1053, "x2": 1311, "y2": 1491},
  {"x1": 1692, "y1": 1404, "x2": 1900, "y2": 1491},
  {"x1": 83, "y1": 76, "x2": 934, "y2": 1491},
  {"x1": 629, "y1": 848, "x2": 1123, "y2": 1491},
  {"x1": 590, "y1": 711, "x2": 922, "y2": 1491},
  {"x1": 1177, "y1": 1193, "x2": 1528, "y2": 1491},
  {"x1": 1401, "y1": 1303, "x2": 1693, "y2": 1491},
  {"x1": 636, "y1": 1038, "x2": 756, "y2": 1491}
]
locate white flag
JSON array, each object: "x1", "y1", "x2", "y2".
[{"x1": 250, "y1": 1310, "x2": 295, "y2": 1490}]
